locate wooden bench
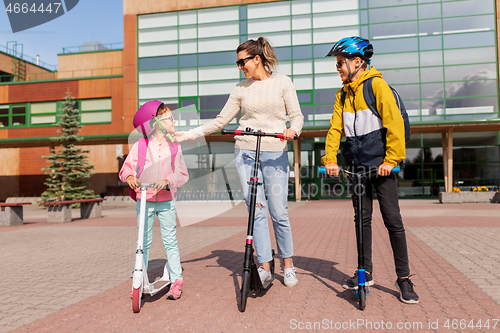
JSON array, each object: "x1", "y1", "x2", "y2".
[
  {"x1": 40, "y1": 198, "x2": 106, "y2": 223},
  {"x1": 0, "y1": 202, "x2": 32, "y2": 226}
]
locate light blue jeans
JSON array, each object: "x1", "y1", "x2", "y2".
[
  {"x1": 235, "y1": 149, "x2": 294, "y2": 263},
  {"x1": 136, "y1": 200, "x2": 182, "y2": 281}
]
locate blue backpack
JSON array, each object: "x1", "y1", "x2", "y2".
[{"x1": 340, "y1": 77, "x2": 411, "y2": 142}]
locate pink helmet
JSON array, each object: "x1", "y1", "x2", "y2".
[{"x1": 133, "y1": 100, "x2": 163, "y2": 137}]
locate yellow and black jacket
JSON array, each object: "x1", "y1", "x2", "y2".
[{"x1": 321, "y1": 67, "x2": 406, "y2": 168}]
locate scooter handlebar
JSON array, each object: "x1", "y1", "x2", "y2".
[
  {"x1": 221, "y1": 128, "x2": 298, "y2": 140},
  {"x1": 318, "y1": 166, "x2": 400, "y2": 174},
  {"x1": 129, "y1": 183, "x2": 170, "y2": 191}
]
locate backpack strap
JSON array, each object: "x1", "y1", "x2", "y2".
[
  {"x1": 340, "y1": 89, "x2": 347, "y2": 107},
  {"x1": 362, "y1": 77, "x2": 381, "y2": 119},
  {"x1": 135, "y1": 137, "x2": 149, "y2": 178},
  {"x1": 166, "y1": 139, "x2": 179, "y2": 172}
]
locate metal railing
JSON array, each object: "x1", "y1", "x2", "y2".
[
  {"x1": 0, "y1": 43, "x2": 57, "y2": 71},
  {"x1": 61, "y1": 43, "x2": 124, "y2": 54}
]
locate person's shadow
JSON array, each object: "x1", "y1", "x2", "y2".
[{"x1": 182, "y1": 249, "x2": 398, "y2": 310}]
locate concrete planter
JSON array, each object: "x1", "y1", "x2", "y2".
[{"x1": 439, "y1": 191, "x2": 500, "y2": 204}]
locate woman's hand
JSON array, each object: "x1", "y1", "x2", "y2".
[
  {"x1": 281, "y1": 129, "x2": 297, "y2": 141},
  {"x1": 325, "y1": 162, "x2": 340, "y2": 177},
  {"x1": 126, "y1": 175, "x2": 140, "y2": 190},
  {"x1": 173, "y1": 131, "x2": 186, "y2": 143}
]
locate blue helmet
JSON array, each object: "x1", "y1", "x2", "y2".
[{"x1": 326, "y1": 36, "x2": 374, "y2": 61}]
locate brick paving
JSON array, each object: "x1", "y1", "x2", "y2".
[{"x1": 1, "y1": 200, "x2": 499, "y2": 332}]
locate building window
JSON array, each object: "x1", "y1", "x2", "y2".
[
  {"x1": 0, "y1": 104, "x2": 27, "y2": 127},
  {"x1": 80, "y1": 98, "x2": 112, "y2": 124},
  {"x1": 31, "y1": 101, "x2": 57, "y2": 125}
]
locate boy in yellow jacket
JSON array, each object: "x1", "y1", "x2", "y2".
[{"x1": 321, "y1": 36, "x2": 418, "y2": 304}]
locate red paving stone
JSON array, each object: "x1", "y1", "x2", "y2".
[{"x1": 10, "y1": 200, "x2": 500, "y2": 332}]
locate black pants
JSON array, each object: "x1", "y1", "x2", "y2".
[{"x1": 351, "y1": 173, "x2": 410, "y2": 277}]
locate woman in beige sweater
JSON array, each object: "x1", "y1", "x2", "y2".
[{"x1": 175, "y1": 37, "x2": 304, "y2": 287}]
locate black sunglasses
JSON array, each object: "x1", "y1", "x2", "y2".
[{"x1": 236, "y1": 55, "x2": 256, "y2": 67}]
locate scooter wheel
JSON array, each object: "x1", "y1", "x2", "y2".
[
  {"x1": 358, "y1": 288, "x2": 366, "y2": 311},
  {"x1": 132, "y1": 288, "x2": 141, "y2": 313},
  {"x1": 240, "y1": 270, "x2": 250, "y2": 312}
]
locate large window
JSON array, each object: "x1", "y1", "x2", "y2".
[
  {"x1": 137, "y1": 0, "x2": 499, "y2": 198},
  {"x1": 137, "y1": 0, "x2": 498, "y2": 129}
]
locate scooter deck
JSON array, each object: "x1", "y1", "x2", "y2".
[
  {"x1": 249, "y1": 255, "x2": 275, "y2": 291},
  {"x1": 146, "y1": 280, "x2": 171, "y2": 296},
  {"x1": 261, "y1": 275, "x2": 275, "y2": 289}
]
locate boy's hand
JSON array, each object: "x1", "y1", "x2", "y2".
[
  {"x1": 173, "y1": 132, "x2": 186, "y2": 143},
  {"x1": 126, "y1": 175, "x2": 140, "y2": 189},
  {"x1": 378, "y1": 163, "x2": 393, "y2": 176},
  {"x1": 281, "y1": 129, "x2": 297, "y2": 141},
  {"x1": 151, "y1": 179, "x2": 170, "y2": 191},
  {"x1": 325, "y1": 162, "x2": 340, "y2": 177}
]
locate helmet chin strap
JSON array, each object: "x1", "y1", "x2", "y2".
[
  {"x1": 153, "y1": 117, "x2": 175, "y2": 142},
  {"x1": 343, "y1": 58, "x2": 366, "y2": 84}
]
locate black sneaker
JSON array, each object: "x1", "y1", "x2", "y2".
[
  {"x1": 395, "y1": 277, "x2": 419, "y2": 304},
  {"x1": 342, "y1": 271, "x2": 374, "y2": 290}
]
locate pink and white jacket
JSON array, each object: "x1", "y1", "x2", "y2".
[{"x1": 119, "y1": 135, "x2": 189, "y2": 202}]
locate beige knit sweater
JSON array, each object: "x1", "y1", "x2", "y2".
[{"x1": 183, "y1": 73, "x2": 304, "y2": 151}]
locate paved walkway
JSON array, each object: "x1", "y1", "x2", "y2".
[{"x1": 1, "y1": 199, "x2": 499, "y2": 332}]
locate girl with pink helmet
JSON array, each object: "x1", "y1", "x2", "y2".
[{"x1": 120, "y1": 101, "x2": 189, "y2": 300}]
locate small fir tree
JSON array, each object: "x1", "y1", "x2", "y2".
[{"x1": 41, "y1": 90, "x2": 95, "y2": 202}]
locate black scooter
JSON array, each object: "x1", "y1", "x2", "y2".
[
  {"x1": 319, "y1": 165, "x2": 399, "y2": 310},
  {"x1": 222, "y1": 127, "x2": 297, "y2": 312}
]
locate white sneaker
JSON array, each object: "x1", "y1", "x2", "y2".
[
  {"x1": 258, "y1": 266, "x2": 272, "y2": 283},
  {"x1": 284, "y1": 267, "x2": 298, "y2": 288}
]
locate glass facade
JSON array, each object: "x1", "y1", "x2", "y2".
[{"x1": 137, "y1": 0, "x2": 500, "y2": 199}]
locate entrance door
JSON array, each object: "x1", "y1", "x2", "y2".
[{"x1": 312, "y1": 142, "x2": 348, "y2": 199}]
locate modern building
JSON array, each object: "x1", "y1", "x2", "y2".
[{"x1": 1, "y1": 0, "x2": 500, "y2": 201}]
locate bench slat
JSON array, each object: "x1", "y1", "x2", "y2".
[
  {"x1": 0, "y1": 202, "x2": 32, "y2": 207},
  {"x1": 41, "y1": 198, "x2": 106, "y2": 206}
]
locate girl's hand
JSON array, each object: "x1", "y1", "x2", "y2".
[
  {"x1": 126, "y1": 175, "x2": 140, "y2": 190},
  {"x1": 173, "y1": 132, "x2": 186, "y2": 143},
  {"x1": 281, "y1": 129, "x2": 297, "y2": 141},
  {"x1": 151, "y1": 179, "x2": 169, "y2": 191}
]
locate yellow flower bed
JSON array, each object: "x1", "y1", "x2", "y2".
[
  {"x1": 472, "y1": 186, "x2": 489, "y2": 192},
  {"x1": 452, "y1": 187, "x2": 461, "y2": 193}
]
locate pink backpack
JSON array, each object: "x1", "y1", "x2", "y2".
[{"x1": 129, "y1": 137, "x2": 179, "y2": 201}]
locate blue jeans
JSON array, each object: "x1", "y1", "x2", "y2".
[
  {"x1": 235, "y1": 149, "x2": 294, "y2": 263},
  {"x1": 136, "y1": 200, "x2": 182, "y2": 281}
]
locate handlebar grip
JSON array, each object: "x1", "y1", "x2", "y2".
[
  {"x1": 221, "y1": 129, "x2": 241, "y2": 135},
  {"x1": 318, "y1": 166, "x2": 400, "y2": 174},
  {"x1": 276, "y1": 133, "x2": 299, "y2": 140}
]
